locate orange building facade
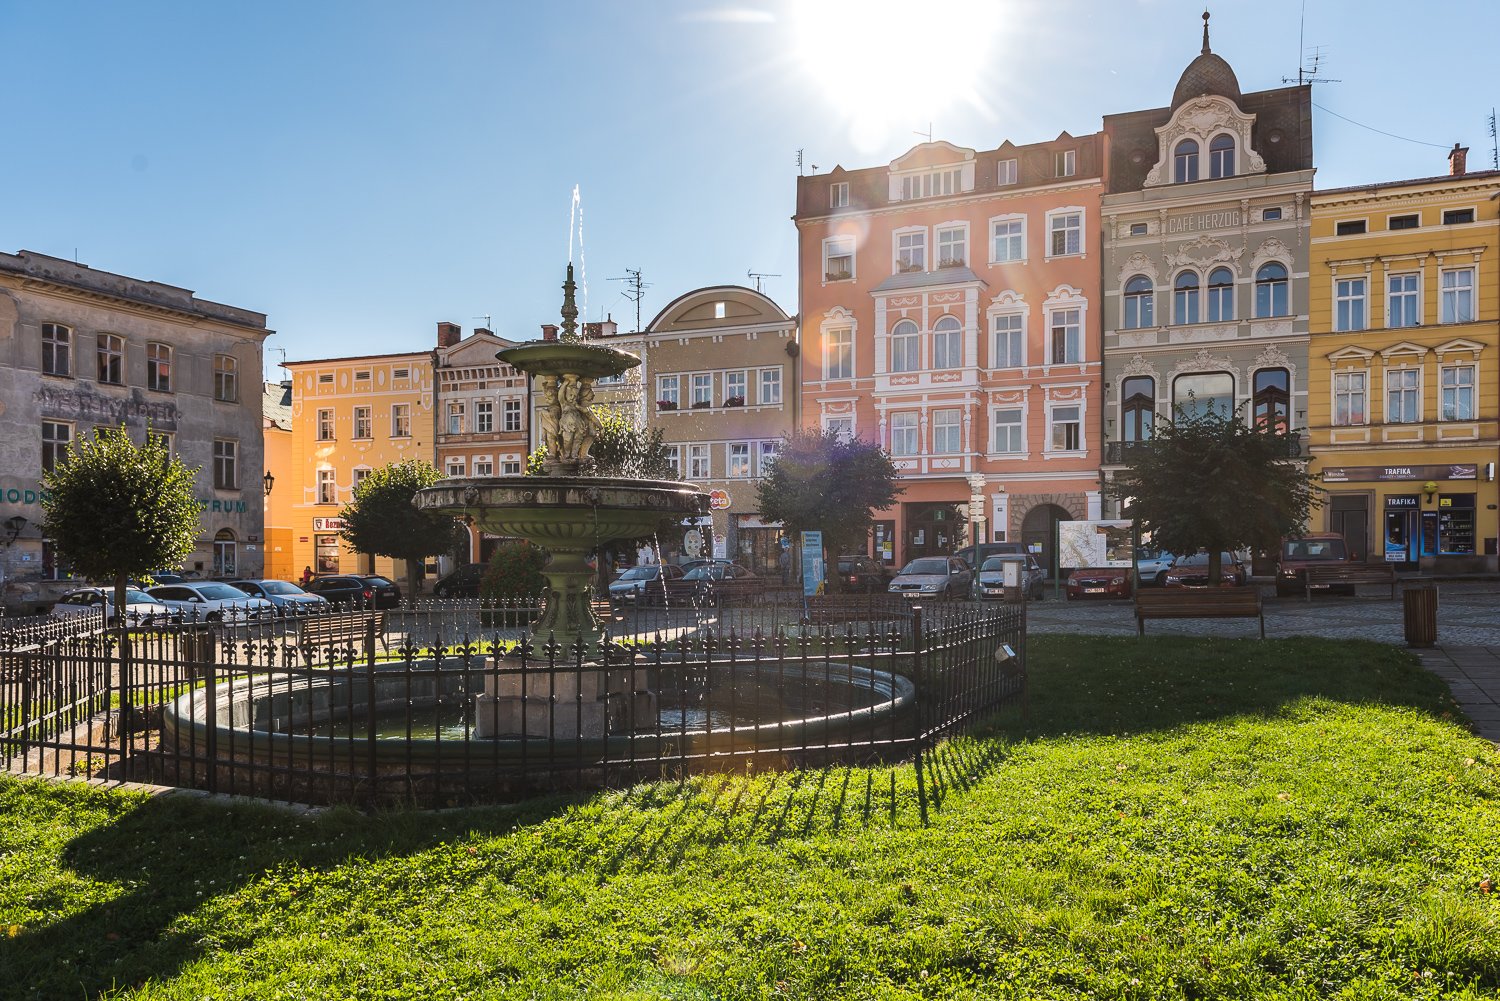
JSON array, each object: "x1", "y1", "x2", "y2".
[{"x1": 794, "y1": 136, "x2": 1106, "y2": 572}]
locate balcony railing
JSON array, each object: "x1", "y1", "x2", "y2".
[{"x1": 1105, "y1": 433, "x2": 1305, "y2": 465}]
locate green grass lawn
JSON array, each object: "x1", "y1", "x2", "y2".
[{"x1": 3, "y1": 636, "x2": 1499, "y2": 1000}]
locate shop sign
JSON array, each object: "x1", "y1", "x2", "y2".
[
  {"x1": 736, "y1": 513, "x2": 782, "y2": 529},
  {"x1": 709, "y1": 489, "x2": 731, "y2": 510},
  {"x1": 313, "y1": 517, "x2": 346, "y2": 531},
  {"x1": 1166, "y1": 208, "x2": 1242, "y2": 234},
  {"x1": 1321, "y1": 464, "x2": 1477, "y2": 483},
  {"x1": 1384, "y1": 495, "x2": 1420, "y2": 509}
]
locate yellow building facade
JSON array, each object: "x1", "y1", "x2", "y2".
[
  {"x1": 1309, "y1": 157, "x2": 1499, "y2": 572},
  {"x1": 282, "y1": 352, "x2": 434, "y2": 582}
]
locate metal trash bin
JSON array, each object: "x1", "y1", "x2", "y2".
[{"x1": 1403, "y1": 585, "x2": 1438, "y2": 648}]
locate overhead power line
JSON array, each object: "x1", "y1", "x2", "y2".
[{"x1": 1313, "y1": 103, "x2": 1451, "y2": 150}]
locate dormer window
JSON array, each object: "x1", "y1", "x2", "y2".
[
  {"x1": 900, "y1": 168, "x2": 961, "y2": 201},
  {"x1": 1054, "y1": 150, "x2": 1076, "y2": 177},
  {"x1": 997, "y1": 158, "x2": 1017, "y2": 185},
  {"x1": 1174, "y1": 139, "x2": 1199, "y2": 183},
  {"x1": 1209, "y1": 134, "x2": 1235, "y2": 177},
  {"x1": 830, "y1": 182, "x2": 848, "y2": 208}
]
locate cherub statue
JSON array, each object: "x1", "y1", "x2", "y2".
[
  {"x1": 558, "y1": 374, "x2": 588, "y2": 460},
  {"x1": 538, "y1": 375, "x2": 562, "y2": 456}
]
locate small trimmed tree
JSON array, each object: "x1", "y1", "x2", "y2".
[
  {"x1": 1107, "y1": 405, "x2": 1322, "y2": 584},
  {"x1": 41, "y1": 424, "x2": 201, "y2": 624},
  {"x1": 339, "y1": 459, "x2": 457, "y2": 604},
  {"x1": 755, "y1": 431, "x2": 903, "y2": 592}
]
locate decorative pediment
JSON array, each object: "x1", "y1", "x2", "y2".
[
  {"x1": 1120, "y1": 353, "x2": 1158, "y2": 378},
  {"x1": 1170, "y1": 347, "x2": 1239, "y2": 379},
  {"x1": 988, "y1": 289, "x2": 1026, "y2": 309},
  {"x1": 1046, "y1": 386, "x2": 1085, "y2": 402},
  {"x1": 821, "y1": 400, "x2": 856, "y2": 416},
  {"x1": 1117, "y1": 252, "x2": 1159, "y2": 286},
  {"x1": 1327, "y1": 345, "x2": 1374, "y2": 363},
  {"x1": 1250, "y1": 237, "x2": 1292, "y2": 273},
  {"x1": 1143, "y1": 95, "x2": 1266, "y2": 188},
  {"x1": 1165, "y1": 235, "x2": 1241, "y2": 272},
  {"x1": 1251, "y1": 345, "x2": 1295, "y2": 374},
  {"x1": 1043, "y1": 284, "x2": 1086, "y2": 308},
  {"x1": 822, "y1": 305, "x2": 856, "y2": 326},
  {"x1": 890, "y1": 141, "x2": 976, "y2": 171},
  {"x1": 1379, "y1": 341, "x2": 1429, "y2": 360},
  {"x1": 1435, "y1": 337, "x2": 1485, "y2": 358}
]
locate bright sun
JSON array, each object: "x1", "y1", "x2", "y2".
[{"x1": 791, "y1": 0, "x2": 1005, "y2": 152}]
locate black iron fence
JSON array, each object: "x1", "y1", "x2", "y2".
[{"x1": 2, "y1": 595, "x2": 1024, "y2": 809}]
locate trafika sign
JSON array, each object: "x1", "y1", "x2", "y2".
[{"x1": 709, "y1": 489, "x2": 731, "y2": 510}]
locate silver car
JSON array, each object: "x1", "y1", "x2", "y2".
[
  {"x1": 973, "y1": 555, "x2": 1046, "y2": 601},
  {"x1": 146, "y1": 582, "x2": 275, "y2": 623},
  {"x1": 51, "y1": 586, "x2": 178, "y2": 626},
  {"x1": 888, "y1": 557, "x2": 973, "y2": 598},
  {"x1": 1135, "y1": 549, "x2": 1178, "y2": 587},
  {"x1": 228, "y1": 579, "x2": 329, "y2": 614}
]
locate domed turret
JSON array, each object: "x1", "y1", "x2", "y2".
[{"x1": 1171, "y1": 12, "x2": 1240, "y2": 109}]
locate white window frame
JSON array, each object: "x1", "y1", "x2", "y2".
[
  {"x1": 1045, "y1": 208, "x2": 1084, "y2": 259},
  {"x1": 503, "y1": 399, "x2": 522, "y2": 432},
  {"x1": 996, "y1": 158, "x2": 1017, "y2": 185},
  {"x1": 936, "y1": 224, "x2": 967, "y2": 268},
  {"x1": 758, "y1": 368, "x2": 782, "y2": 405},
  {"x1": 41, "y1": 322, "x2": 71, "y2": 377},
  {"x1": 472, "y1": 459, "x2": 493, "y2": 477},
  {"x1": 657, "y1": 375, "x2": 680, "y2": 408},
  {"x1": 687, "y1": 444, "x2": 711, "y2": 479},
  {"x1": 823, "y1": 414, "x2": 855, "y2": 441},
  {"x1": 317, "y1": 408, "x2": 335, "y2": 441},
  {"x1": 991, "y1": 312, "x2": 1025, "y2": 369},
  {"x1": 757, "y1": 440, "x2": 779, "y2": 476},
  {"x1": 317, "y1": 468, "x2": 337, "y2": 504},
  {"x1": 446, "y1": 402, "x2": 464, "y2": 435},
  {"x1": 1046, "y1": 402, "x2": 1084, "y2": 454},
  {"x1": 889, "y1": 411, "x2": 919, "y2": 457},
  {"x1": 1332, "y1": 369, "x2": 1369, "y2": 427},
  {"x1": 41, "y1": 419, "x2": 72, "y2": 472},
  {"x1": 989, "y1": 214, "x2": 1026, "y2": 264},
  {"x1": 1387, "y1": 272, "x2": 1421, "y2": 328},
  {"x1": 932, "y1": 315, "x2": 963, "y2": 369},
  {"x1": 97, "y1": 333, "x2": 124, "y2": 385},
  {"x1": 829, "y1": 181, "x2": 848, "y2": 208},
  {"x1": 890, "y1": 320, "x2": 921, "y2": 372},
  {"x1": 990, "y1": 407, "x2": 1024, "y2": 455},
  {"x1": 353, "y1": 405, "x2": 372, "y2": 440},
  {"x1": 500, "y1": 460, "x2": 523, "y2": 476},
  {"x1": 446, "y1": 457, "x2": 466, "y2": 478},
  {"x1": 661, "y1": 446, "x2": 681, "y2": 477},
  {"x1": 1440, "y1": 363, "x2": 1476, "y2": 421},
  {"x1": 894, "y1": 227, "x2": 926, "y2": 272},
  {"x1": 474, "y1": 400, "x2": 494, "y2": 434},
  {"x1": 352, "y1": 466, "x2": 372, "y2": 491},
  {"x1": 146, "y1": 341, "x2": 171, "y2": 392},
  {"x1": 1047, "y1": 307, "x2": 1082, "y2": 365},
  {"x1": 213, "y1": 353, "x2": 238, "y2": 402},
  {"x1": 1440, "y1": 267, "x2": 1476, "y2": 324},
  {"x1": 822, "y1": 329, "x2": 852, "y2": 380},
  {"x1": 1384, "y1": 365, "x2": 1422, "y2": 424},
  {"x1": 931, "y1": 408, "x2": 962, "y2": 454},
  {"x1": 725, "y1": 369, "x2": 748, "y2": 402},
  {"x1": 823, "y1": 236, "x2": 854, "y2": 281},
  {"x1": 727, "y1": 442, "x2": 751, "y2": 479},
  {"x1": 1334, "y1": 276, "x2": 1368, "y2": 332},
  {"x1": 1054, "y1": 149, "x2": 1076, "y2": 177},
  {"x1": 391, "y1": 404, "x2": 411, "y2": 438},
  {"x1": 691, "y1": 372, "x2": 712, "y2": 407}
]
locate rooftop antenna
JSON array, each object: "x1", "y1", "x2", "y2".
[
  {"x1": 472, "y1": 315, "x2": 492, "y2": 330},
  {"x1": 747, "y1": 270, "x2": 779, "y2": 293},
  {"x1": 1489, "y1": 109, "x2": 1498, "y2": 169},
  {"x1": 796, "y1": 148, "x2": 805, "y2": 175},
  {"x1": 1283, "y1": 2, "x2": 1340, "y2": 85},
  {"x1": 609, "y1": 268, "x2": 650, "y2": 332},
  {"x1": 914, "y1": 123, "x2": 933, "y2": 144}
]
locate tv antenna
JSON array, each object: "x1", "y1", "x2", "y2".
[
  {"x1": 746, "y1": 270, "x2": 780, "y2": 293},
  {"x1": 1285, "y1": 3, "x2": 1340, "y2": 86},
  {"x1": 1489, "y1": 109, "x2": 1498, "y2": 169},
  {"x1": 797, "y1": 148, "x2": 818, "y2": 175},
  {"x1": 609, "y1": 268, "x2": 650, "y2": 332},
  {"x1": 914, "y1": 123, "x2": 933, "y2": 144},
  {"x1": 472, "y1": 315, "x2": 492, "y2": 330}
]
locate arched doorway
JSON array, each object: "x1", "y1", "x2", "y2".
[
  {"x1": 213, "y1": 529, "x2": 237, "y2": 579},
  {"x1": 1021, "y1": 504, "x2": 1072, "y2": 579}
]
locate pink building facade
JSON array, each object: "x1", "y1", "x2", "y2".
[{"x1": 795, "y1": 135, "x2": 1106, "y2": 573}]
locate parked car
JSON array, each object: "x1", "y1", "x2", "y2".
[
  {"x1": 1134, "y1": 548, "x2": 1177, "y2": 587},
  {"x1": 888, "y1": 557, "x2": 973, "y2": 599},
  {"x1": 1276, "y1": 533, "x2": 1352, "y2": 597},
  {"x1": 1065, "y1": 567, "x2": 1133, "y2": 600},
  {"x1": 677, "y1": 563, "x2": 761, "y2": 600},
  {"x1": 51, "y1": 586, "x2": 178, "y2": 626},
  {"x1": 227, "y1": 579, "x2": 329, "y2": 614},
  {"x1": 305, "y1": 574, "x2": 402, "y2": 608},
  {"x1": 433, "y1": 563, "x2": 487, "y2": 599},
  {"x1": 835, "y1": 555, "x2": 891, "y2": 593},
  {"x1": 1163, "y1": 552, "x2": 1247, "y2": 588},
  {"x1": 954, "y1": 542, "x2": 1028, "y2": 569},
  {"x1": 608, "y1": 564, "x2": 684, "y2": 607},
  {"x1": 145, "y1": 582, "x2": 275, "y2": 622},
  {"x1": 974, "y1": 555, "x2": 1046, "y2": 601}
]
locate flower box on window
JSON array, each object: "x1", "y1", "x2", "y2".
[
  {"x1": 690, "y1": 400, "x2": 711, "y2": 409},
  {"x1": 723, "y1": 395, "x2": 745, "y2": 407},
  {"x1": 938, "y1": 257, "x2": 965, "y2": 268},
  {"x1": 824, "y1": 270, "x2": 851, "y2": 282},
  {"x1": 656, "y1": 399, "x2": 678, "y2": 411},
  {"x1": 897, "y1": 263, "x2": 924, "y2": 274}
]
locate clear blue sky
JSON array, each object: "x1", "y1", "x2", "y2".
[{"x1": 2, "y1": 0, "x2": 1493, "y2": 377}]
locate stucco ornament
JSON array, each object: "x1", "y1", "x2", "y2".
[
  {"x1": 1117, "y1": 252, "x2": 1159, "y2": 286},
  {"x1": 1120, "y1": 353, "x2": 1158, "y2": 378},
  {"x1": 1250, "y1": 237, "x2": 1293, "y2": 274},
  {"x1": 1165, "y1": 235, "x2": 1241, "y2": 272},
  {"x1": 1143, "y1": 95, "x2": 1267, "y2": 188}
]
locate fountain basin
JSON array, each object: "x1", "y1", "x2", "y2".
[{"x1": 416, "y1": 476, "x2": 708, "y2": 544}]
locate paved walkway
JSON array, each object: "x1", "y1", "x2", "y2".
[
  {"x1": 1416, "y1": 646, "x2": 1500, "y2": 743},
  {"x1": 1024, "y1": 582, "x2": 1500, "y2": 743}
]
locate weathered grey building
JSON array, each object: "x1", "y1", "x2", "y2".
[
  {"x1": 1099, "y1": 16, "x2": 1314, "y2": 515},
  {"x1": 0, "y1": 250, "x2": 270, "y2": 589}
]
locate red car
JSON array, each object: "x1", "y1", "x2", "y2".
[
  {"x1": 1065, "y1": 567, "x2": 1132, "y2": 600},
  {"x1": 1163, "y1": 552, "x2": 1247, "y2": 588}
]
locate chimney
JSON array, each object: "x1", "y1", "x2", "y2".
[
  {"x1": 1449, "y1": 143, "x2": 1469, "y2": 176},
  {"x1": 474, "y1": 327, "x2": 493, "y2": 338},
  {"x1": 540, "y1": 323, "x2": 559, "y2": 341},
  {"x1": 437, "y1": 321, "x2": 461, "y2": 348},
  {"x1": 583, "y1": 319, "x2": 618, "y2": 339}
]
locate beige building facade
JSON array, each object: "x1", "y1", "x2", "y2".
[{"x1": 0, "y1": 250, "x2": 269, "y2": 588}]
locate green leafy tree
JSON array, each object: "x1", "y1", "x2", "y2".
[
  {"x1": 755, "y1": 431, "x2": 903, "y2": 592},
  {"x1": 480, "y1": 542, "x2": 548, "y2": 601},
  {"x1": 40, "y1": 424, "x2": 201, "y2": 623},
  {"x1": 526, "y1": 406, "x2": 678, "y2": 480},
  {"x1": 339, "y1": 459, "x2": 457, "y2": 604},
  {"x1": 1107, "y1": 405, "x2": 1321, "y2": 584}
]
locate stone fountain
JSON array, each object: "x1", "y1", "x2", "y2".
[{"x1": 416, "y1": 265, "x2": 709, "y2": 739}]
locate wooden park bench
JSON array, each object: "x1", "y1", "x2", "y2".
[
  {"x1": 297, "y1": 611, "x2": 387, "y2": 657},
  {"x1": 1303, "y1": 563, "x2": 1397, "y2": 601},
  {"x1": 1135, "y1": 588, "x2": 1264, "y2": 639}
]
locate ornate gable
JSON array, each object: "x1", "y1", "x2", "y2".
[{"x1": 1143, "y1": 95, "x2": 1266, "y2": 189}]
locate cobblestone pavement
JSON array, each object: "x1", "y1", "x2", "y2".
[
  {"x1": 1415, "y1": 646, "x2": 1500, "y2": 743},
  {"x1": 1026, "y1": 580, "x2": 1500, "y2": 646}
]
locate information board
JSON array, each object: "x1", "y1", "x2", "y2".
[{"x1": 1057, "y1": 520, "x2": 1135, "y2": 569}]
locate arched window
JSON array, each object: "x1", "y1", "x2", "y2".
[
  {"x1": 1206, "y1": 267, "x2": 1235, "y2": 322},
  {"x1": 1123, "y1": 275, "x2": 1154, "y2": 329},
  {"x1": 1255, "y1": 262, "x2": 1289, "y2": 317},
  {"x1": 213, "y1": 529, "x2": 237, "y2": 578},
  {"x1": 1209, "y1": 134, "x2": 1236, "y2": 178},
  {"x1": 932, "y1": 315, "x2": 962, "y2": 369},
  {"x1": 1173, "y1": 271, "x2": 1201, "y2": 325},
  {"x1": 1173, "y1": 372, "x2": 1234, "y2": 420},
  {"x1": 1122, "y1": 376, "x2": 1155, "y2": 442},
  {"x1": 1253, "y1": 368, "x2": 1290, "y2": 431},
  {"x1": 890, "y1": 319, "x2": 920, "y2": 372},
  {"x1": 1174, "y1": 139, "x2": 1200, "y2": 183}
]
